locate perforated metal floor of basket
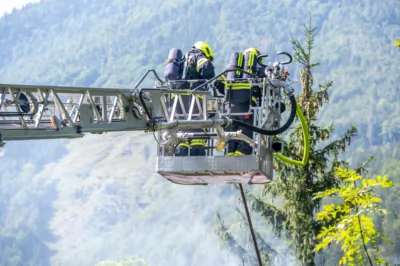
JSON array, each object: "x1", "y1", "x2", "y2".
[{"x1": 156, "y1": 156, "x2": 272, "y2": 185}]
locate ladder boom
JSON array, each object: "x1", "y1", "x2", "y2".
[
  {"x1": 0, "y1": 64, "x2": 302, "y2": 185},
  {"x1": 0, "y1": 84, "x2": 149, "y2": 146}
]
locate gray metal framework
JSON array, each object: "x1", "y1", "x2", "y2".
[
  {"x1": 149, "y1": 74, "x2": 286, "y2": 185},
  {"x1": 0, "y1": 83, "x2": 148, "y2": 142},
  {"x1": 0, "y1": 69, "x2": 291, "y2": 185}
]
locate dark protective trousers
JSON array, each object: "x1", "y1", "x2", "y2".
[
  {"x1": 225, "y1": 114, "x2": 254, "y2": 156},
  {"x1": 175, "y1": 142, "x2": 206, "y2": 156},
  {"x1": 174, "y1": 95, "x2": 207, "y2": 156},
  {"x1": 224, "y1": 101, "x2": 255, "y2": 156}
]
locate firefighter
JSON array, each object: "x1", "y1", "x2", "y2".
[
  {"x1": 224, "y1": 48, "x2": 265, "y2": 156},
  {"x1": 175, "y1": 41, "x2": 215, "y2": 156}
]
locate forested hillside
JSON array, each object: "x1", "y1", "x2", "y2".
[{"x1": 0, "y1": 0, "x2": 399, "y2": 265}]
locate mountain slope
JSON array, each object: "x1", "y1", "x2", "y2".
[{"x1": 0, "y1": 0, "x2": 399, "y2": 265}]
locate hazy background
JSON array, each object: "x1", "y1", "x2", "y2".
[{"x1": 0, "y1": 0, "x2": 399, "y2": 265}]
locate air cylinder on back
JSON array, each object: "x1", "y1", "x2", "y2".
[
  {"x1": 164, "y1": 48, "x2": 184, "y2": 80},
  {"x1": 225, "y1": 52, "x2": 244, "y2": 80},
  {"x1": 242, "y1": 52, "x2": 258, "y2": 79}
]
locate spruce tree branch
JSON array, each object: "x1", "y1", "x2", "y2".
[
  {"x1": 290, "y1": 37, "x2": 308, "y2": 65},
  {"x1": 235, "y1": 209, "x2": 277, "y2": 265},
  {"x1": 319, "y1": 126, "x2": 357, "y2": 156},
  {"x1": 246, "y1": 193, "x2": 289, "y2": 238},
  {"x1": 214, "y1": 212, "x2": 247, "y2": 259},
  {"x1": 256, "y1": 231, "x2": 278, "y2": 258},
  {"x1": 354, "y1": 155, "x2": 375, "y2": 175}
]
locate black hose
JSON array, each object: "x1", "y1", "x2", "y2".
[
  {"x1": 277, "y1": 52, "x2": 293, "y2": 65},
  {"x1": 257, "y1": 54, "x2": 269, "y2": 67},
  {"x1": 137, "y1": 68, "x2": 296, "y2": 137},
  {"x1": 135, "y1": 69, "x2": 165, "y2": 120},
  {"x1": 192, "y1": 68, "x2": 258, "y2": 91},
  {"x1": 134, "y1": 69, "x2": 163, "y2": 89},
  {"x1": 139, "y1": 89, "x2": 152, "y2": 120},
  {"x1": 257, "y1": 52, "x2": 292, "y2": 67},
  {"x1": 229, "y1": 94, "x2": 297, "y2": 136},
  {"x1": 0, "y1": 112, "x2": 26, "y2": 117},
  {"x1": 138, "y1": 68, "x2": 258, "y2": 119}
]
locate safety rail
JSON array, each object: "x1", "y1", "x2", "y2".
[
  {"x1": 152, "y1": 74, "x2": 286, "y2": 185},
  {"x1": 152, "y1": 77, "x2": 284, "y2": 156}
]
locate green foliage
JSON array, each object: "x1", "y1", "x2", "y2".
[
  {"x1": 263, "y1": 16, "x2": 358, "y2": 266},
  {"x1": 394, "y1": 39, "x2": 400, "y2": 49},
  {"x1": 214, "y1": 212, "x2": 251, "y2": 263},
  {"x1": 0, "y1": 0, "x2": 400, "y2": 265},
  {"x1": 314, "y1": 166, "x2": 394, "y2": 266},
  {"x1": 215, "y1": 15, "x2": 361, "y2": 266},
  {"x1": 214, "y1": 208, "x2": 277, "y2": 266}
]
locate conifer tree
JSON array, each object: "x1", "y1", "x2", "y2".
[{"x1": 215, "y1": 14, "x2": 358, "y2": 266}]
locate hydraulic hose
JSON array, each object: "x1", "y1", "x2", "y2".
[
  {"x1": 228, "y1": 93, "x2": 297, "y2": 136},
  {"x1": 274, "y1": 104, "x2": 310, "y2": 166},
  {"x1": 192, "y1": 68, "x2": 258, "y2": 91},
  {"x1": 139, "y1": 89, "x2": 152, "y2": 120}
]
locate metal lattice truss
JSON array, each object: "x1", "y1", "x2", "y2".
[
  {"x1": 151, "y1": 79, "x2": 285, "y2": 185},
  {"x1": 0, "y1": 84, "x2": 149, "y2": 145},
  {"x1": 153, "y1": 79, "x2": 284, "y2": 156},
  {"x1": 0, "y1": 69, "x2": 291, "y2": 185}
]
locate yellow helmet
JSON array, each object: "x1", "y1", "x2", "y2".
[
  {"x1": 244, "y1": 48, "x2": 262, "y2": 63},
  {"x1": 243, "y1": 48, "x2": 261, "y2": 56},
  {"x1": 192, "y1": 41, "x2": 214, "y2": 62}
]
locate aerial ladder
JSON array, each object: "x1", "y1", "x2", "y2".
[{"x1": 0, "y1": 52, "x2": 309, "y2": 186}]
